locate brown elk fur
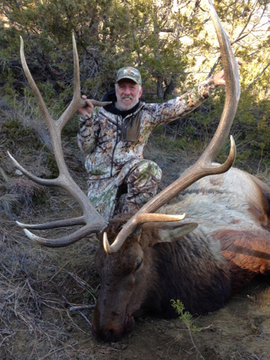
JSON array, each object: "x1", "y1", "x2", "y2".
[{"x1": 92, "y1": 167, "x2": 270, "y2": 342}]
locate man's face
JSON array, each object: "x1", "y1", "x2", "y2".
[{"x1": 115, "y1": 79, "x2": 143, "y2": 111}]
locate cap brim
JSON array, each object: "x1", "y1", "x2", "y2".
[{"x1": 116, "y1": 76, "x2": 141, "y2": 85}]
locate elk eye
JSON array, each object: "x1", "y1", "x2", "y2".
[{"x1": 134, "y1": 258, "x2": 142, "y2": 271}]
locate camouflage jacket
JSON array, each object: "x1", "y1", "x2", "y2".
[{"x1": 78, "y1": 77, "x2": 218, "y2": 180}]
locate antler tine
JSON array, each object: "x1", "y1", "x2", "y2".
[
  {"x1": 105, "y1": 0, "x2": 240, "y2": 253},
  {"x1": 20, "y1": 34, "x2": 110, "y2": 132},
  {"x1": 57, "y1": 33, "x2": 86, "y2": 130},
  {"x1": 11, "y1": 35, "x2": 108, "y2": 246},
  {"x1": 22, "y1": 222, "x2": 104, "y2": 248},
  {"x1": 58, "y1": 33, "x2": 111, "y2": 130},
  {"x1": 20, "y1": 36, "x2": 52, "y2": 125},
  {"x1": 16, "y1": 216, "x2": 85, "y2": 230}
]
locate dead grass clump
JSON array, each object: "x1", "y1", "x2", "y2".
[
  {"x1": 8, "y1": 177, "x2": 45, "y2": 208},
  {"x1": 232, "y1": 349, "x2": 264, "y2": 360},
  {"x1": 0, "y1": 192, "x2": 20, "y2": 217},
  {"x1": 0, "y1": 167, "x2": 46, "y2": 217},
  {"x1": 256, "y1": 285, "x2": 270, "y2": 307}
]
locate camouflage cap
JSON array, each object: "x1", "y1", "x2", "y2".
[{"x1": 116, "y1": 66, "x2": 142, "y2": 86}]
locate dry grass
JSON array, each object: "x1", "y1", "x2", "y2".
[
  {"x1": 0, "y1": 104, "x2": 104, "y2": 358},
  {"x1": 0, "y1": 213, "x2": 104, "y2": 359}
]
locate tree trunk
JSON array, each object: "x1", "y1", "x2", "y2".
[{"x1": 157, "y1": 75, "x2": 164, "y2": 99}]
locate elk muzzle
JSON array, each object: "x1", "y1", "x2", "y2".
[{"x1": 92, "y1": 301, "x2": 135, "y2": 341}]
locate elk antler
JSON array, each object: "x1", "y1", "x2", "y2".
[
  {"x1": 103, "y1": 0, "x2": 240, "y2": 253},
  {"x1": 8, "y1": 33, "x2": 109, "y2": 247}
]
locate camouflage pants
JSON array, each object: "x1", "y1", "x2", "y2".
[{"x1": 87, "y1": 159, "x2": 162, "y2": 221}]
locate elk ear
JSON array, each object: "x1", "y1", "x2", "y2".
[
  {"x1": 157, "y1": 222, "x2": 198, "y2": 244},
  {"x1": 142, "y1": 221, "x2": 198, "y2": 246}
]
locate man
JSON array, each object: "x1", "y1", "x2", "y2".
[{"x1": 78, "y1": 66, "x2": 226, "y2": 220}]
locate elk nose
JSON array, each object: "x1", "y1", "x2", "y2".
[
  {"x1": 92, "y1": 325, "x2": 121, "y2": 342},
  {"x1": 103, "y1": 329, "x2": 120, "y2": 342}
]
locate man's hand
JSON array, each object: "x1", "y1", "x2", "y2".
[
  {"x1": 213, "y1": 70, "x2": 225, "y2": 86},
  {"x1": 213, "y1": 60, "x2": 242, "y2": 86},
  {"x1": 78, "y1": 95, "x2": 94, "y2": 116}
]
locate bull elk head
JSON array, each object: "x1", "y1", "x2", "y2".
[{"x1": 9, "y1": 1, "x2": 239, "y2": 253}]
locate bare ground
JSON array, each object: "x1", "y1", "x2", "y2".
[{"x1": 1, "y1": 124, "x2": 270, "y2": 360}]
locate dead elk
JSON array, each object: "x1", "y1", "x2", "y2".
[
  {"x1": 92, "y1": 167, "x2": 270, "y2": 341},
  {"x1": 8, "y1": 0, "x2": 270, "y2": 343}
]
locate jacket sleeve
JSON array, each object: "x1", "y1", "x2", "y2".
[
  {"x1": 146, "y1": 76, "x2": 219, "y2": 126},
  {"x1": 77, "y1": 108, "x2": 100, "y2": 154}
]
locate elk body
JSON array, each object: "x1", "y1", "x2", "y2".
[
  {"x1": 92, "y1": 167, "x2": 270, "y2": 341},
  {"x1": 9, "y1": 0, "x2": 270, "y2": 344}
]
